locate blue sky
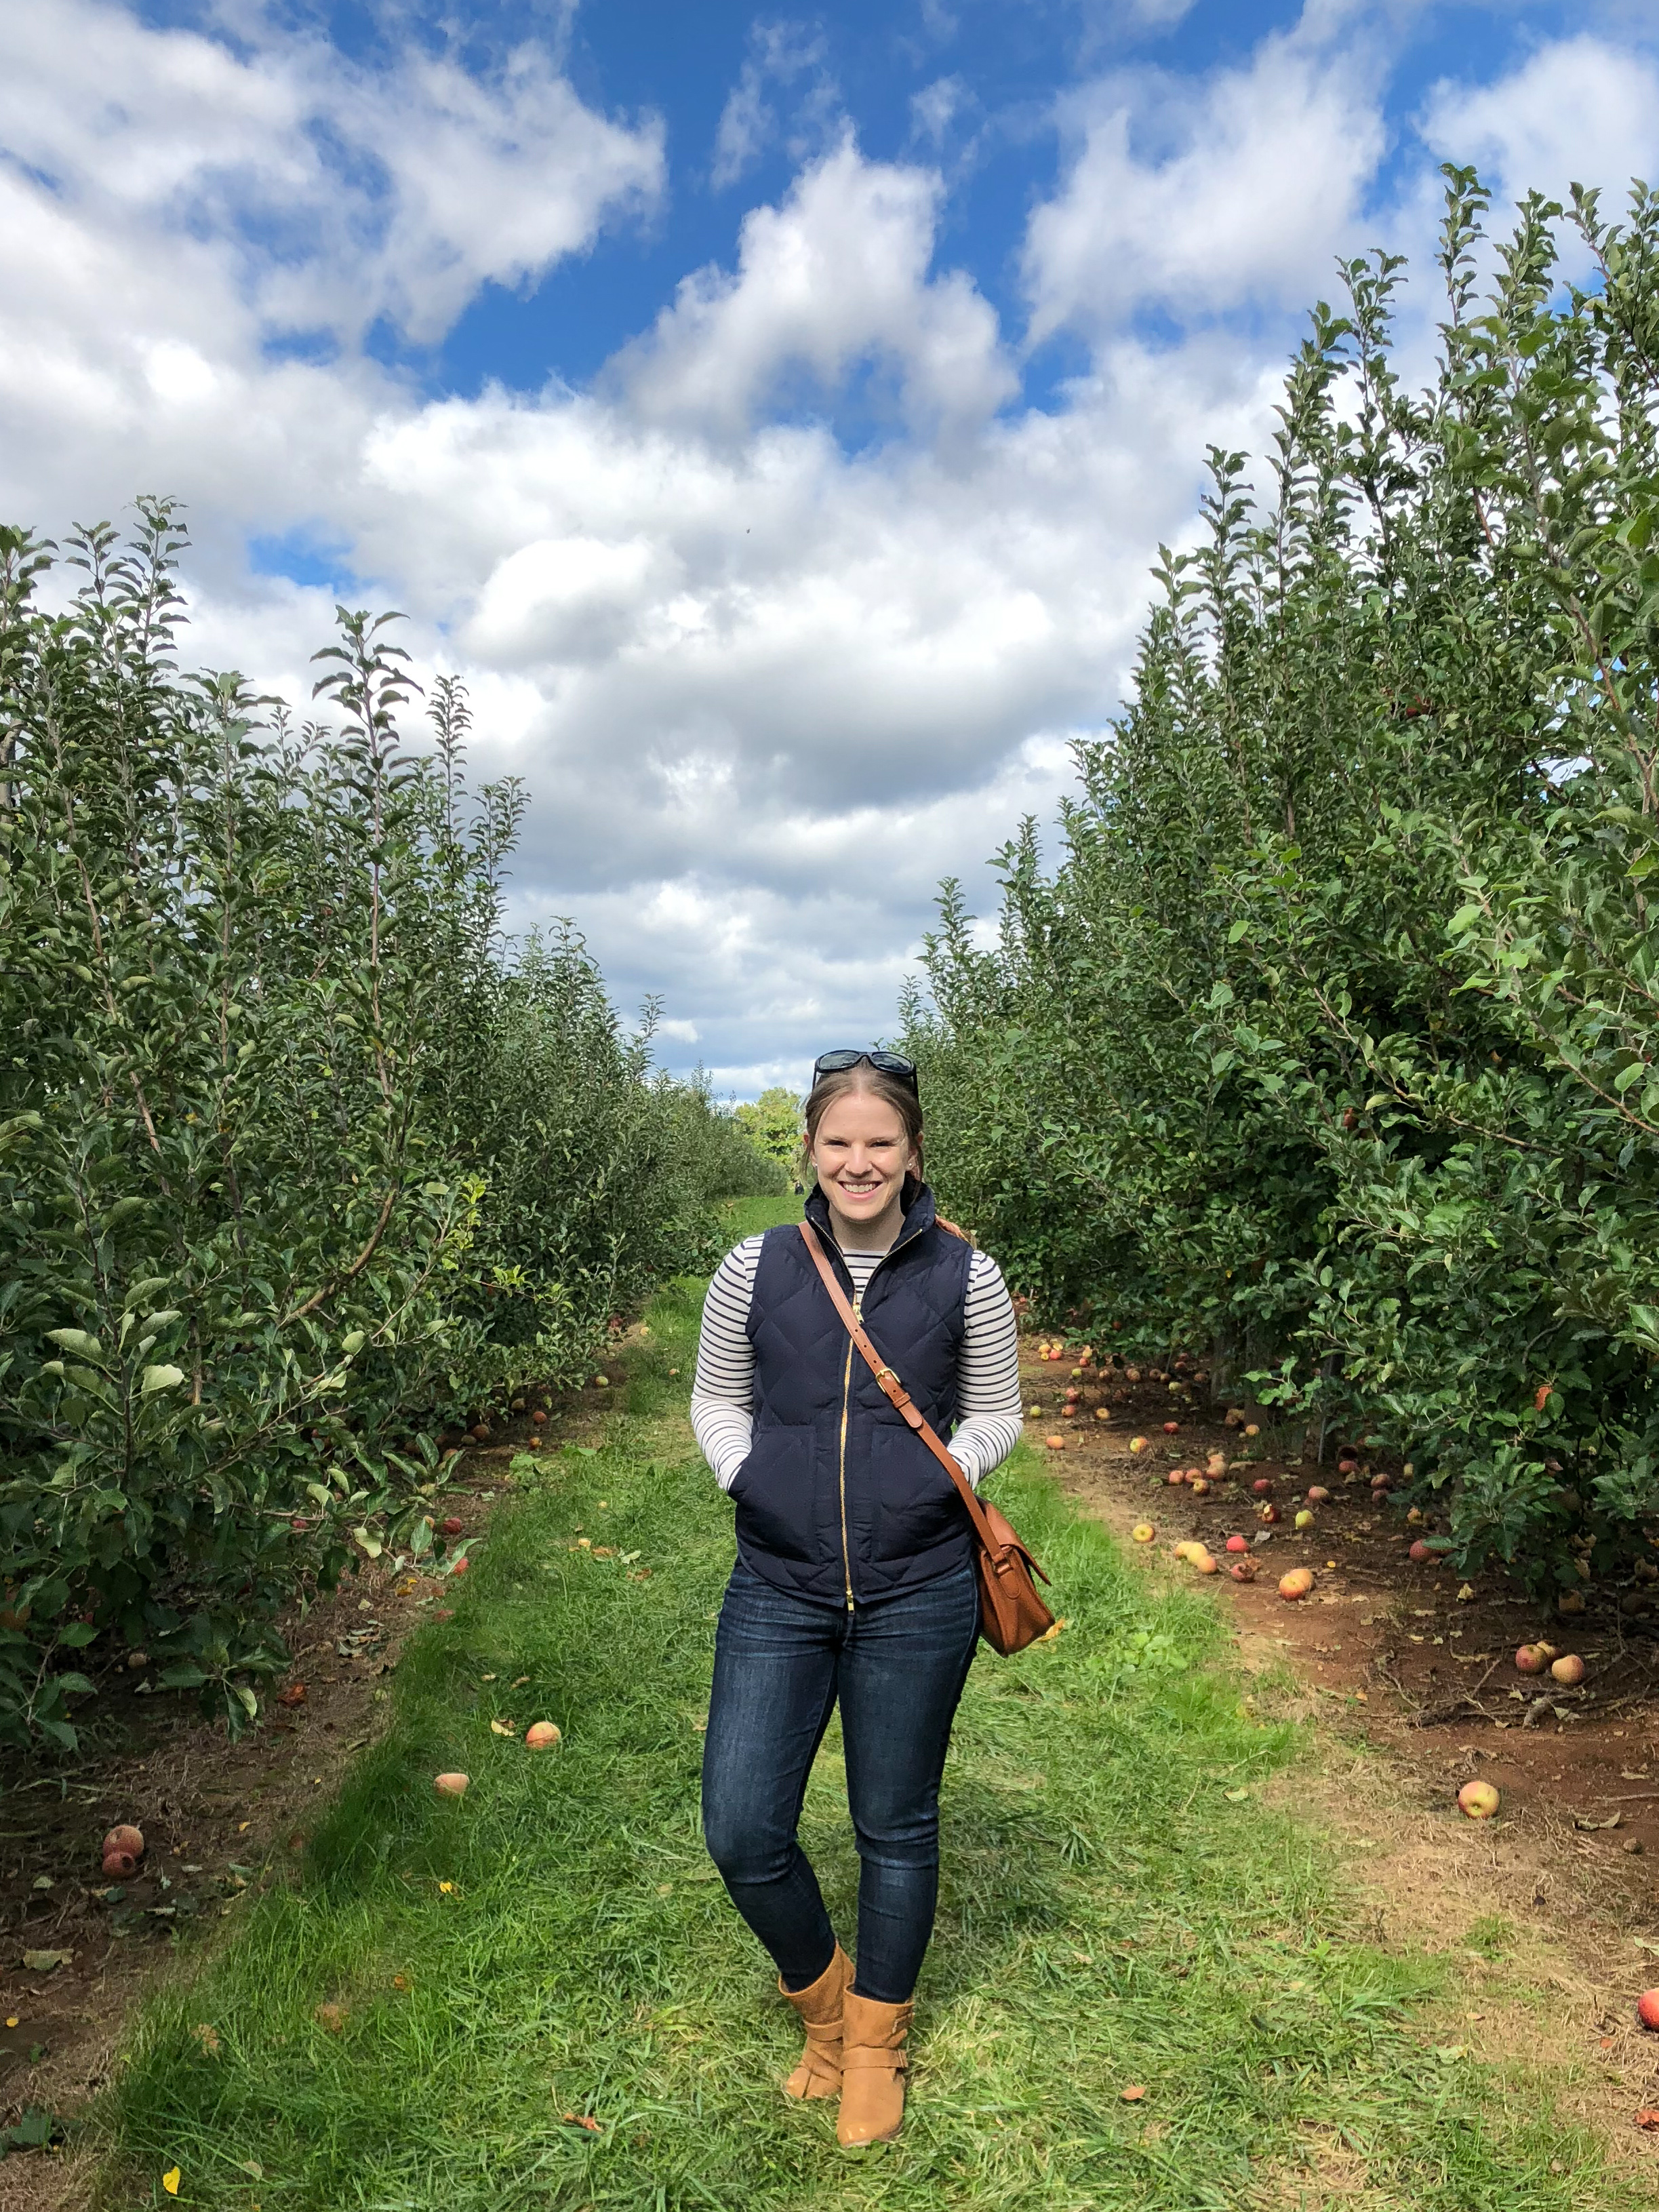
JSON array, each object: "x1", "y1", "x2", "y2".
[{"x1": 5, "y1": 0, "x2": 1659, "y2": 1095}]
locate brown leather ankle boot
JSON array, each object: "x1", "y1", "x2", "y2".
[
  {"x1": 836, "y1": 1990, "x2": 913, "y2": 2145},
  {"x1": 779, "y1": 1943, "x2": 854, "y2": 2099}
]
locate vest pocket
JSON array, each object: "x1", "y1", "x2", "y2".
[
  {"x1": 870, "y1": 1422, "x2": 961, "y2": 1560},
  {"x1": 729, "y1": 1425, "x2": 818, "y2": 1562}
]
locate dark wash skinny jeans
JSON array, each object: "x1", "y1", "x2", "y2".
[{"x1": 700, "y1": 1556, "x2": 980, "y2": 2004}]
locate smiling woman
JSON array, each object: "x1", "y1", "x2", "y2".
[{"x1": 689, "y1": 1049, "x2": 1022, "y2": 2144}]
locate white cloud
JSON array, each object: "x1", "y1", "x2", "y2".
[
  {"x1": 0, "y1": 0, "x2": 664, "y2": 353},
  {"x1": 17, "y1": 1, "x2": 1651, "y2": 1095},
  {"x1": 712, "y1": 19, "x2": 840, "y2": 191},
  {"x1": 1023, "y1": 22, "x2": 1384, "y2": 342},
  {"x1": 1418, "y1": 34, "x2": 1659, "y2": 226},
  {"x1": 620, "y1": 138, "x2": 1016, "y2": 435}
]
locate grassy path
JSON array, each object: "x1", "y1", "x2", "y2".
[{"x1": 99, "y1": 1211, "x2": 1637, "y2": 2209}]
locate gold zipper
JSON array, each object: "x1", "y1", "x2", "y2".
[{"x1": 837, "y1": 1322, "x2": 856, "y2": 1611}]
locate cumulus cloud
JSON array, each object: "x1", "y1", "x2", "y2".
[
  {"x1": 10, "y1": 1, "x2": 1648, "y2": 1092},
  {"x1": 0, "y1": 0, "x2": 664, "y2": 355},
  {"x1": 1022, "y1": 21, "x2": 1384, "y2": 342},
  {"x1": 620, "y1": 138, "x2": 1016, "y2": 434},
  {"x1": 711, "y1": 18, "x2": 841, "y2": 191},
  {"x1": 1417, "y1": 34, "x2": 1659, "y2": 228}
]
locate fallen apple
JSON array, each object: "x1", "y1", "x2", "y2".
[
  {"x1": 439, "y1": 1516, "x2": 464, "y2": 1537},
  {"x1": 1408, "y1": 1539, "x2": 1433, "y2": 1563},
  {"x1": 1046, "y1": 1434, "x2": 1066, "y2": 1450},
  {"x1": 1258, "y1": 1503, "x2": 1279, "y2": 1524},
  {"x1": 1550, "y1": 1653, "x2": 1586, "y2": 1686},
  {"x1": 1243, "y1": 1423, "x2": 1260, "y2": 1439},
  {"x1": 1306, "y1": 1485, "x2": 1331, "y2": 1504},
  {"x1": 1095, "y1": 1406, "x2": 1111, "y2": 1422},
  {"x1": 1166, "y1": 1469, "x2": 1186, "y2": 1485},
  {"x1": 1194, "y1": 1552, "x2": 1219, "y2": 1575},
  {"x1": 1190, "y1": 1476, "x2": 1210, "y2": 1497},
  {"x1": 1132, "y1": 1522, "x2": 1155, "y2": 1543},
  {"x1": 1294, "y1": 1509, "x2": 1315, "y2": 1530},
  {"x1": 1173, "y1": 1541, "x2": 1199, "y2": 1562},
  {"x1": 1225, "y1": 1533, "x2": 1249, "y2": 1554},
  {"x1": 531, "y1": 1408, "x2": 546, "y2": 1425},
  {"x1": 1514, "y1": 1643, "x2": 1548, "y2": 1674},
  {"x1": 449, "y1": 1556, "x2": 470, "y2": 1577},
  {"x1": 1457, "y1": 1779, "x2": 1500, "y2": 1820},
  {"x1": 1228, "y1": 1560, "x2": 1258, "y2": 1582},
  {"x1": 103, "y1": 1849, "x2": 137, "y2": 1878},
  {"x1": 1557, "y1": 1589, "x2": 1586, "y2": 1615},
  {"x1": 1162, "y1": 1421, "x2": 1180, "y2": 1435},
  {"x1": 1130, "y1": 1436, "x2": 1149, "y2": 1455},
  {"x1": 434, "y1": 1772, "x2": 469, "y2": 1796},
  {"x1": 1637, "y1": 1988, "x2": 1659, "y2": 2031},
  {"x1": 1252, "y1": 1477, "x2": 1274, "y2": 1496},
  {"x1": 103, "y1": 1823, "x2": 144, "y2": 1863},
  {"x1": 1278, "y1": 1568, "x2": 1315, "y2": 1600},
  {"x1": 525, "y1": 1721, "x2": 561, "y2": 1749}
]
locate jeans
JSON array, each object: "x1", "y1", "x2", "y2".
[{"x1": 700, "y1": 1558, "x2": 980, "y2": 2004}]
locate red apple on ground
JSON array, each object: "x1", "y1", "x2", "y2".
[
  {"x1": 1408, "y1": 1539, "x2": 1433, "y2": 1563},
  {"x1": 1515, "y1": 1644, "x2": 1548, "y2": 1674},
  {"x1": 525, "y1": 1721, "x2": 561, "y2": 1749},
  {"x1": 1258, "y1": 1503, "x2": 1279, "y2": 1524},
  {"x1": 103, "y1": 1824, "x2": 144, "y2": 1864},
  {"x1": 1162, "y1": 1421, "x2": 1180, "y2": 1435},
  {"x1": 439, "y1": 1516, "x2": 464, "y2": 1537},
  {"x1": 1228, "y1": 1560, "x2": 1258, "y2": 1583},
  {"x1": 1225, "y1": 1534, "x2": 1249, "y2": 1554},
  {"x1": 1190, "y1": 1477, "x2": 1210, "y2": 1497},
  {"x1": 1130, "y1": 1436, "x2": 1149, "y2": 1455},
  {"x1": 1252, "y1": 1478, "x2": 1274, "y2": 1496},
  {"x1": 1046, "y1": 1434, "x2": 1066, "y2": 1450},
  {"x1": 1278, "y1": 1568, "x2": 1315, "y2": 1600},
  {"x1": 1166, "y1": 1469, "x2": 1186, "y2": 1485},
  {"x1": 1306, "y1": 1486, "x2": 1331, "y2": 1504},
  {"x1": 1637, "y1": 1989, "x2": 1659, "y2": 2031},
  {"x1": 1457, "y1": 1779, "x2": 1500, "y2": 1819},
  {"x1": 435, "y1": 1772, "x2": 470, "y2": 1796},
  {"x1": 1194, "y1": 1551, "x2": 1218, "y2": 1575}
]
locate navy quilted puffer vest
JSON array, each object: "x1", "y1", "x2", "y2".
[{"x1": 732, "y1": 1179, "x2": 976, "y2": 1608}]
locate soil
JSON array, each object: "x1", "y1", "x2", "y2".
[
  {"x1": 1028, "y1": 1333, "x2": 1659, "y2": 2169},
  {"x1": 0, "y1": 1360, "x2": 625, "y2": 2210}
]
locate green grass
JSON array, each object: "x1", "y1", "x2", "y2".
[{"x1": 95, "y1": 1273, "x2": 1639, "y2": 2210}]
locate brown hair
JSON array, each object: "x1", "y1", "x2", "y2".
[{"x1": 799, "y1": 1066, "x2": 970, "y2": 1240}]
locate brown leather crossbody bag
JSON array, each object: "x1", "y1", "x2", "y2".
[{"x1": 798, "y1": 1221, "x2": 1054, "y2": 1655}]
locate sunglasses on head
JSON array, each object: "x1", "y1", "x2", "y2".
[{"x1": 811, "y1": 1048, "x2": 919, "y2": 1096}]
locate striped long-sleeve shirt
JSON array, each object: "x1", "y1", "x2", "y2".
[{"x1": 690, "y1": 1234, "x2": 1024, "y2": 1491}]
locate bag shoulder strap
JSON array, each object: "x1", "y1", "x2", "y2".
[{"x1": 797, "y1": 1219, "x2": 1003, "y2": 1554}]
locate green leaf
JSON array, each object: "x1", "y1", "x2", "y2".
[
  {"x1": 140, "y1": 1364, "x2": 186, "y2": 1396},
  {"x1": 45, "y1": 1328, "x2": 103, "y2": 1361}
]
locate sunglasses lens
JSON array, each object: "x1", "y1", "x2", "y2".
[{"x1": 811, "y1": 1048, "x2": 919, "y2": 1092}]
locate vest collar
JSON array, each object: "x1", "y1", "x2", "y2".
[{"x1": 804, "y1": 1174, "x2": 937, "y2": 1259}]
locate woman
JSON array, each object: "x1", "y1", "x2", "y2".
[{"x1": 691, "y1": 1049, "x2": 1023, "y2": 2145}]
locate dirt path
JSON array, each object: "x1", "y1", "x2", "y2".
[{"x1": 1031, "y1": 1338, "x2": 1659, "y2": 2168}]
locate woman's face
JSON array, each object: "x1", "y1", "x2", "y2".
[{"x1": 811, "y1": 1087, "x2": 915, "y2": 1238}]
